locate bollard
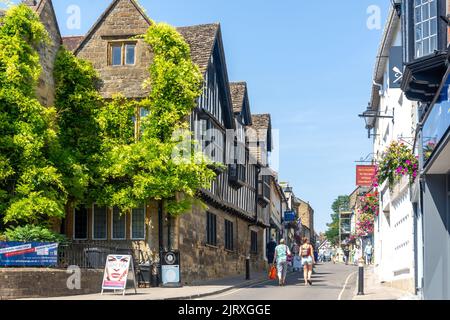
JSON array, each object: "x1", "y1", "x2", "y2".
[
  {"x1": 357, "y1": 258, "x2": 365, "y2": 295},
  {"x1": 246, "y1": 255, "x2": 250, "y2": 280}
]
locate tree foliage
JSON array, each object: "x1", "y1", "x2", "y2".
[
  {"x1": 325, "y1": 195, "x2": 350, "y2": 245},
  {"x1": 0, "y1": 5, "x2": 67, "y2": 226}
]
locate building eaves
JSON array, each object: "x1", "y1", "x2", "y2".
[
  {"x1": 177, "y1": 23, "x2": 219, "y2": 76},
  {"x1": 369, "y1": 8, "x2": 399, "y2": 115}
]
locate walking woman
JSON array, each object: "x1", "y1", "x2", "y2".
[
  {"x1": 300, "y1": 237, "x2": 315, "y2": 286},
  {"x1": 272, "y1": 239, "x2": 291, "y2": 286}
]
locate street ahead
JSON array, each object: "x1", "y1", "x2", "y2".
[{"x1": 199, "y1": 263, "x2": 358, "y2": 301}]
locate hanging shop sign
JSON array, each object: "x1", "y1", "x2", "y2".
[
  {"x1": 101, "y1": 255, "x2": 137, "y2": 295},
  {"x1": 389, "y1": 46, "x2": 403, "y2": 88},
  {"x1": 356, "y1": 165, "x2": 377, "y2": 187},
  {"x1": 283, "y1": 211, "x2": 296, "y2": 222},
  {"x1": 0, "y1": 242, "x2": 58, "y2": 267}
]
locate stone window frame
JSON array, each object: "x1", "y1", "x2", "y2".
[{"x1": 108, "y1": 40, "x2": 137, "y2": 66}]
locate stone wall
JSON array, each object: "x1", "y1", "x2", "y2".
[
  {"x1": 178, "y1": 204, "x2": 266, "y2": 284},
  {"x1": 76, "y1": 0, "x2": 152, "y2": 98},
  {"x1": 35, "y1": 0, "x2": 61, "y2": 107},
  {"x1": 0, "y1": 268, "x2": 103, "y2": 300}
]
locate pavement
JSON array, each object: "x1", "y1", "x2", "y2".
[
  {"x1": 20, "y1": 263, "x2": 418, "y2": 300},
  {"x1": 352, "y1": 265, "x2": 419, "y2": 300},
  {"x1": 20, "y1": 271, "x2": 270, "y2": 300}
]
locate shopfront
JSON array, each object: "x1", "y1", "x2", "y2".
[{"x1": 420, "y1": 67, "x2": 450, "y2": 300}]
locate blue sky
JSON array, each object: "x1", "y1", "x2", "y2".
[{"x1": 2, "y1": 0, "x2": 390, "y2": 233}]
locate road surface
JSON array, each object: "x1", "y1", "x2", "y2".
[{"x1": 199, "y1": 262, "x2": 358, "y2": 300}]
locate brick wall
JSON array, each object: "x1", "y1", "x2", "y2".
[{"x1": 0, "y1": 268, "x2": 103, "y2": 300}]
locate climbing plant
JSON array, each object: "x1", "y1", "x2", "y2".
[
  {"x1": 53, "y1": 47, "x2": 104, "y2": 206},
  {"x1": 0, "y1": 5, "x2": 67, "y2": 226},
  {"x1": 95, "y1": 22, "x2": 218, "y2": 216}
]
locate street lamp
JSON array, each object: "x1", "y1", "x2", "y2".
[
  {"x1": 390, "y1": 0, "x2": 402, "y2": 17},
  {"x1": 358, "y1": 103, "x2": 394, "y2": 139}
]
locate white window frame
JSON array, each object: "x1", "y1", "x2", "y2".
[
  {"x1": 73, "y1": 207, "x2": 88, "y2": 241},
  {"x1": 131, "y1": 206, "x2": 146, "y2": 240},
  {"x1": 414, "y1": 0, "x2": 438, "y2": 59},
  {"x1": 111, "y1": 207, "x2": 127, "y2": 240},
  {"x1": 92, "y1": 204, "x2": 108, "y2": 240},
  {"x1": 111, "y1": 43, "x2": 122, "y2": 66}
]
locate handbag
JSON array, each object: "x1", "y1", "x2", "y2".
[{"x1": 269, "y1": 265, "x2": 277, "y2": 280}]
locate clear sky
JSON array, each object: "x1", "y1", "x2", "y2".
[{"x1": 2, "y1": 0, "x2": 390, "y2": 233}]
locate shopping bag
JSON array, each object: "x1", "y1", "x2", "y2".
[{"x1": 269, "y1": 265, "x2": 277, "y2": 280}]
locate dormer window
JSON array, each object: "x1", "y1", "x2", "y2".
[{"x1": 109, "y1": 42, "x2": 136, "y2": 66}]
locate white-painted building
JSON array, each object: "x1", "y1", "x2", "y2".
[{"x1": 362, "y1": 9, "x2": 417, "y2": 294}]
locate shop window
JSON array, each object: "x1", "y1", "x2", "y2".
[
  {"x1": 112, "y1": 207, "x2": 126, "y2": 240},
  {"x1": 206, "y1": 212, "x2": 217, "y2": 246},
  {"x1": 131, "y1": 206, "x2": 145, "y2": 240},
  {"x1": 93, "y1": 205, "x2": 107, "y2": 240},
  {"x1": 74, "y1": 207, "x2": 88, "y2": 240}
]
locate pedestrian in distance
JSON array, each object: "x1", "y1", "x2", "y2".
[
  {"x1": 343, "y1": 246, "x2": 350, "y2": 265},
  {"x1": 273, "y1": 238, "x2": 291, "y2": 286},
  {"x1": 300, "y1": 237, "x2": 315, "y2": 286},
  {"x1": 266, "y1": 237, "x2": 277, "y2": 269},
  {"x1": 364, "y1": 242, "x2": 373, "y2": 265}
]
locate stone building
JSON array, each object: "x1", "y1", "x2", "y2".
[
  {"x1": 297, "y1": 198, "x2": 315, "y2": 243},
  {"x1": 19, "y1": 0, "x2": 274, "y2": 283}
]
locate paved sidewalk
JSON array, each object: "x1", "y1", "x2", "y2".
[
  {"x1": 20, "y1": 272, "x2": 270, "y2": 300},
  {"x1": 352, "y1": 266, "x2": 419, "y2": 300}
]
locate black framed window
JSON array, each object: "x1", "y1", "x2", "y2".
[
  {"x1": 250, "y1": 231, "x2": 258, "y2": 254},
  {"x1": 225, "y1": 220, "x2": 234, "y2": 251},
  {"x1": 206, "y1": 212, "x2": 217, "y2": 246},
  {"x1": 93, "y1": 205, "x2": 107, "y2": 240},
  {"x1": 131, "y1": 206, "x2": 145, "y2": 240},
  {"x1": 112, "y1": 207, "x2": 126, "y2": 240},
  {"x1": 413, "y1": 0, "x2": 438, "y2": 58},
  {"x1": 74, "y1": 207, "x2": 88, "y2": 240}
]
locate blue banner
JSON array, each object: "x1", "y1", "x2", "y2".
[
  {"x1": 284, "y1": 211, "x2": 296, "y2": 222},
  {"x1": 0, "y1": 242, "x2": 58, "y2": 267}
]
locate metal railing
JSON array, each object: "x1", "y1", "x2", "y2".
[{"x1": 57, "y1": 243, "x2": 149, "y2": 269}]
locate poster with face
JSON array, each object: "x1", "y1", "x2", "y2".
[{"x1": 102, "y1": 255, "x2": 131, "y2": 290}]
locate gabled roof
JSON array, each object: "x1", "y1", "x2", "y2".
[
  {"x1": 74, "y1": 0, "x2": 151, "y2": 55},
  {"x1": 177, "y1": 23, "x2": 219, "y2": 75},
  {"x1": 230, "y1": 82, "x2": 246, "y2": 113},
  {"x1": 250, "y1": 114, "x2": 273, "y2": 152},
  {"x1": 62, "y1": 36, "x2": 84, "y2": 52},
  {"x1": 229, "y1": 81, "x2": 252, "y2": 125}
]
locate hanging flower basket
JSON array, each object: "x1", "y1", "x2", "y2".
[
  {"x1": 359, "y1": 191, "x2": 379, "y2": 217},
  {"x1": 376, "y1": 141, "x2": 418, "y2": 188}
]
